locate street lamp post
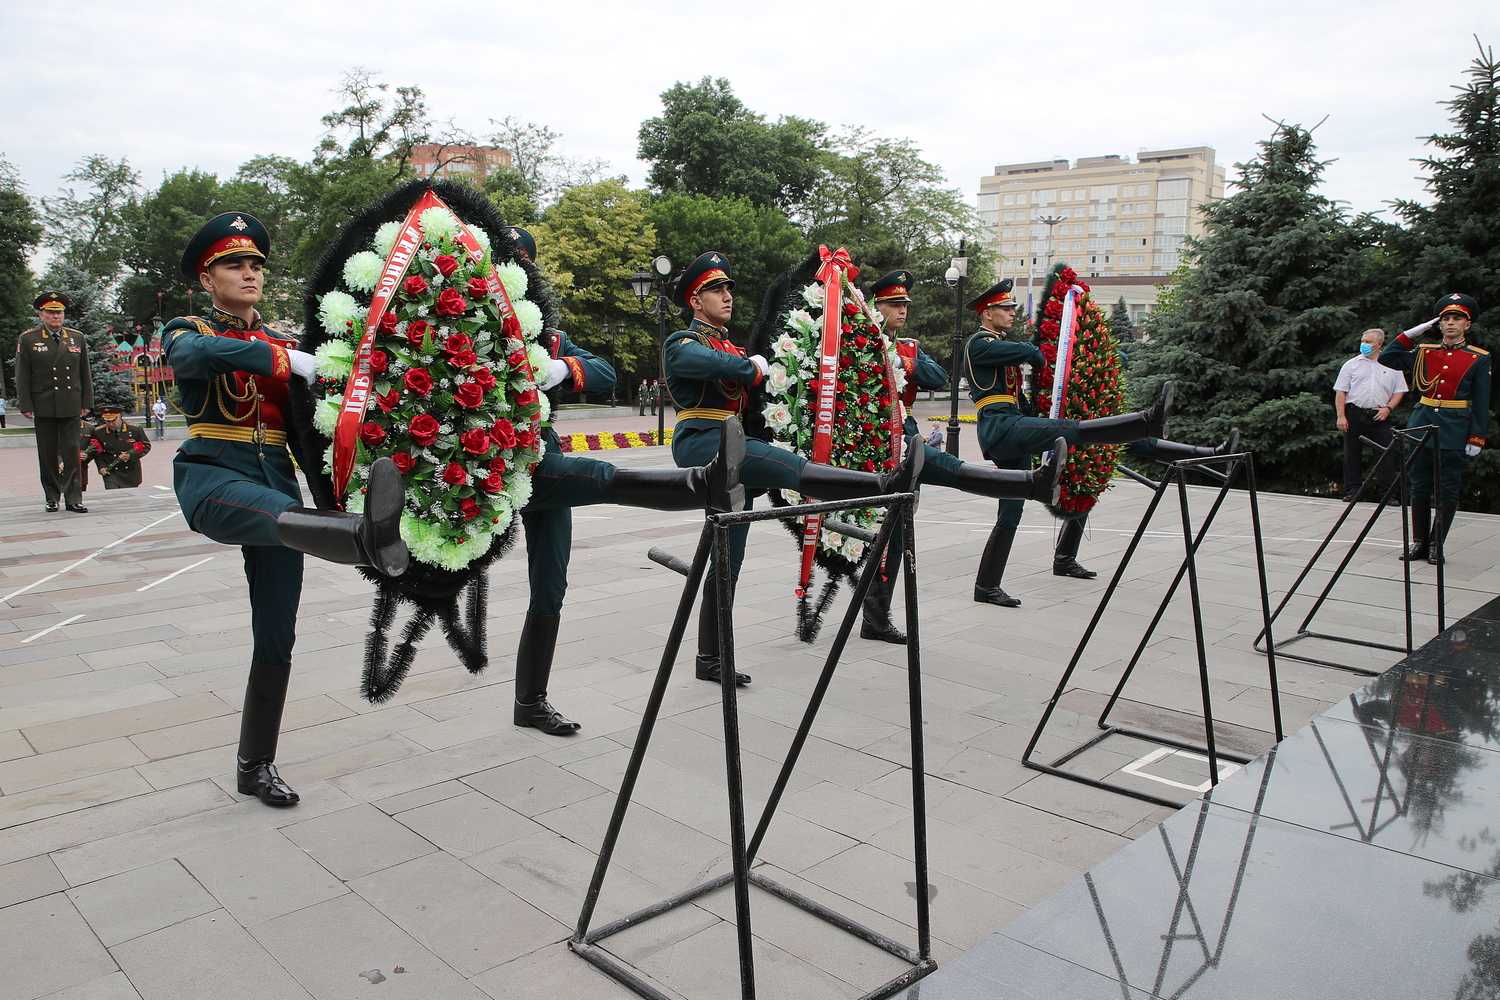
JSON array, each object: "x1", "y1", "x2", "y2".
[
  {"x1": 944, "y1": 240, "x2": 969, "y2": 458},
  {"x1": 628, "y1": 255, "x2": 673, "y2": 443}
]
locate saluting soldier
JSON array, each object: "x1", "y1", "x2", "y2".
[
  {"x1": 1381, "y1": 292, "x2": 1490, "y2": 564},
  {"x1": 166, "y1": 212, "x2": 412, "y2": 807},
  {"x1": 965, "y1": 278, "x2": 1172, "y2": 608},
  {"x1": 665, "y1": 254, "x2": 1052, "y2": 674},
  {"x1": 84, "y1": 398, "x2": 151, "y2": 489},
  {"x1": 15, "y1": 292, "x2": 92, "y2": 513}
]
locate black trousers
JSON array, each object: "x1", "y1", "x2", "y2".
[{"x1": 1343, "y1": 406, "x2": 1395, "y2": 496}]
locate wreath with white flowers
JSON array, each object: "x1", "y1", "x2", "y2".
[
  {"x1": 293, "y1": 180, "x2": 560, "y2": 702},
  {"x1": 753, "y1": 252, "x2": 905, "y2": 640},
  {"x1": 309, "y1": 207, "x2": 553, "y2": 571}
]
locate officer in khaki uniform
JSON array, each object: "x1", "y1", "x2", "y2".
[
  {"x1": 84, "y1": 399, "x2": 151, "y2": 489},
  {"x1": 16, "y1": 292, "x2": 93, "y2": 512}
]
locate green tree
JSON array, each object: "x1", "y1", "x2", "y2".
[
  {"x1": 1110, "y1": 297, "x2": 1136, "y2": 343},
  {"x1": 534, "y1": 179, "x2": 656, "y2": 381},
  {"x1": 638, "y1": 77, "x2": 826, "y2": 210},
  {"x1": 40, "y1": 154, "x2": 140, "y2": 283},
  {"x1": 0, "y1": 156, "x2": 42, "y2": 387},
  {"x1": 483, "y1": 168, "x2": 541, "y2": 228},
  {"x1": 1130, "y1": 121, "x2": 1387, "y2": 493},
  {"x1": 1391, "y1": 37, "x2": 1500, "y2": 509},
  {"x1": 647, "y1": 192, "x2": 804, "y2": 337}
]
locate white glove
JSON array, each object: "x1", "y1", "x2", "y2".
[
  {"x1": 540, "y1": 358, "x2": 570, "y2": 391},
  {"x1": 287, "y1": 349, "x2": 318, "y2": 383},
  {"x1": 1466, "y1": 444, "x2": 1481, "y2": 458},
  {"x1": 749, "y1": 354, "x2": 770, "y2": 378}
]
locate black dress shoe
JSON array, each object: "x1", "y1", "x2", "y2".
[
  {"x1": 44, "y1": 501, "x2": 59, "y2": 512},
  {"x1": 1399, "y1": 544, "x2": 1431, "y2": 562},
  {"x1": 1053, "y1": 559, "x2": 1098, "y2": 580},
  {"x1": 859, "y1": 617, "x2": 907, "y2": 644},
  {"x1": 66, "y1": 503, "x2": 88, "y2": 513},
  {"x1": 514, "y1": 698, "x2": 581, "y2": 736},
  {"x1": 236, "y1": 759, "x2": 299, "y2": 807},
  {"x1": 695, "y1": 655, "x2": 750, "y2": 687},
  {"x1": 974, "y1": 586, "x2": 1022, "y2": 608}
]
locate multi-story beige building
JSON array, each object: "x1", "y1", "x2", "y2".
[
  {"x1": 977, "y1": 147, "x2": 1225, "y2": 324},
  {"x1": 409, "y1": 144, "x2": 513, "y2": 182}
]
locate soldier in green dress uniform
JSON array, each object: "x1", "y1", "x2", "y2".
[
  {"x1": 167, "y1": 212, "x2": 412, "y2": 807},
  {"x1": 16, "y1": 292, "x2": 92, "y2": 513},
  {"x1": 860, "y1": 269, "x2": 954, "y2": 642},
  {"x1": 84, "y1": 400, "x2": 151, "y2": 489},
  {"x1": 505, "y1": 227, "x2": 707, "y2": 736},
  {"x1": 965, "y1": 278, "x2": 1172, "y2": 608},
  {"x1": 1380, "y1": 292, "x2": 1490, "y2": 564},
  {"x1": 667, "y1": 254, "x2": 1056, "y2": 680}
]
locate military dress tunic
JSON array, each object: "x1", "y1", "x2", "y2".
[
  {"x1": 1380, "y1": 331, "x2": 1491, "y2": 503},
  {"x1": 522, "y1": 329, "x2": 618, "y2": 615},
  {"x1": 895, "y1": 339, "x2": 949, "y2": 437},
  {"x1": 15, "y1": 325, "x2": 93, "y2": 505},
  {"x1": 85, "y1": 418, "x2": 151, "y2": 489}
]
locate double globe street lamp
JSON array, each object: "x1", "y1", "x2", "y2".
[{"x1": 628, "y1": 255, "x2": 673, "y2": 443}]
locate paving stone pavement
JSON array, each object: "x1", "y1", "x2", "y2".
[{"x1": 0, "y1": 430, "x2": 1493, "y2": 999}]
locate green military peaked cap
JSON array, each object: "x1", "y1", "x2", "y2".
[
  {"x1": 869, "y1": 270, "x2": 915, "y2": 304},
  {"x1": 180, "y1": 212, "x2": 270, "y2": 280},
  {"x1": 673, "y1": 251, "x2": 735, "y2": 309}
]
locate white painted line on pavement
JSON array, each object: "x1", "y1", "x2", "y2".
[
  {"x1": 137, "y1": 556, "x2": 214, "y2": 592},
  {"x1": 153, "y1": 485, "x2": 170, "y2": 491},
  {"x1": 1119, "y1": 747, "x2": 1240, "y2": 794},
  {"x1": 0, "y1": 511, "x2": 181, "y2": 606},
  {"x1": 21, "y1": 613, "x2": 84, "y2": 644}
]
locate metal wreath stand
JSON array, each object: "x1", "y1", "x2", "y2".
[
  {"x1": 569, "y1": 477, "x2": 936, "y2": 1000},
  {"x1": 1021, "y1": 447, "x2": 1284, "y2": 810},
  {"x1": 1252, "y1": 425, "x2": 1445, "y2": 677}
]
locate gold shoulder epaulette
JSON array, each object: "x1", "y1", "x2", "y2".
[{"x1": 1466, "y1": 344, "x2": 1489, "y2": 356}]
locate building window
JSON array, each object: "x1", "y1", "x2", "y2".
[{"x1": 1158, "y1": 178, "x2": 1190, "y2": 199}]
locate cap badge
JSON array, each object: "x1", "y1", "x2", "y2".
[
  {"x1": 709, "y1": 254, "x2": 722, "y2": 264},
  {"x1": 230, "y1": 216, "x2": 248, "y2": 231}
]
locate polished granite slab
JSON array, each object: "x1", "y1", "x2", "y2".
[
  {"x1": 1000, "y1": 800, "x2": 1499, "y2": 999},
  {"x1": 899, "y1": 589, "x2": 1500, "y2": 998}
]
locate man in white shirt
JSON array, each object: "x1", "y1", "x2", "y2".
[
  {"x1": 1333, "y1": 329, "x2": 1407, "y2": 501},
  {"x1": 151, "y1": 397, "x2": 167, "y2": 439}
]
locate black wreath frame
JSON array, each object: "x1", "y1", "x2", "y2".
[{"x1": 289, "y1": 179, "x2": 559, "y2": 702}]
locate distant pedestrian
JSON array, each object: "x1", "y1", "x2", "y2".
[
  {"x1": 152, "y1": 397, "x2": 167, "y2": 438},
  {"x1": 1334, "y1": 328, "x2": 1407, "y2": 501},
  {"x1": 638, "y1": 379, "x2": 648, "y2": 416},
  {"x1": 0, "y1": 396, "x2": 7, "y2": 429}
]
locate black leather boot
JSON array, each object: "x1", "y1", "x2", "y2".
[
  {"x1": 860, "y1": 558, "x2": 906, "y2": 644},
  {"x1": 275, "y1": 457, "x2": 409, "y2": 577},
  {"x1": 1430, "y1": 502, "x2": 1458, "y2": 565},
  {"x1": 1053, "y1": 516, "x2": 1097, "y2": 579},
  {"x1": 1130, "y1": 427, "x2": 1239, "y2": 462},
  {"x1": 1400, "y1": 500, "x2": 1431, "y2": 562},
  {"x1": 608, "y1": 417, "x2": 745, "y2": 512},
  {"x1": 237, "y1": 661, "x2": 297, "y2": 807},
  {"x1": 696, "y1": 580, "x2": 750, "y2": 686},
  {"x1": 1075, "y1": 383, "x2": 1174, "y2": 447},
  {"x1": 974, "y1": 521, "x2": 1022, "y2": 608},
  {"x1": 513, "y1": 612, "x2": 580, "y2": 736},
  {"x1": 795, "y1": 440, "x2": 923, "y2": 502},
  {"x1": 946, "y1": 438, "x2": 1065, "y2": 504}
]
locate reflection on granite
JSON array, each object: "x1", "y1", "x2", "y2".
[
  {"x1": 1326, "y1": 660, "x2": 1500, "y2": 754},
  {"x1": 1207, "y1": 717, "x2": 1500, "y2": 877},
  {"x1": 1001, "y1": 799, "x2": 1500, "y2": 999},
  {"x1": 895, "y1": 933, "x2": 1152, "y2": 999}
]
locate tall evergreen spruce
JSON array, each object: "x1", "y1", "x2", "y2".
[
  {"x1": 1392, "y1": 37, "x2": 1500, "y2": 509},
  {"x1": 1129, "y1": 122, "x2": 1386, "y2": 492},
  {"x1": 1110, "y1": 297, "x2": 1136, "y2": 343}
]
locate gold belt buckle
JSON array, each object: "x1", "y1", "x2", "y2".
[{"x1": 251, "y1": 425, "x2": 267, "y2": 446}]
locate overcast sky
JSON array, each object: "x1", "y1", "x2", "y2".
[{"x1": 3, "y1": 0, "x2": 1496, "y2": 232}]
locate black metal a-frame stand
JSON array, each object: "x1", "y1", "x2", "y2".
[
  {"x1": 1021, "y1": 450, "x2": 1284, "y2": 810},
  {"x1": 1252, "y1": 426, "x2": 1445, "y2": 677},
  {"x1": 570, "y1": 490, "x2": 935, "y2": 1000}
]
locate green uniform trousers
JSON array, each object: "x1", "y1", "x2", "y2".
[
  {"x1": 1407, "y1": 444, "x2": 1467, "y2": 506},
  {"x1": 519, "y1": 438, "x2": 616, "y2": 615},
  {"x1": 33, "y1": 415, "x2": 83, "y2": 506}
]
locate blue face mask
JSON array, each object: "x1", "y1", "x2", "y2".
[{"x1": 1359, "y1": 343, "x2": 1374, "y2": 356}]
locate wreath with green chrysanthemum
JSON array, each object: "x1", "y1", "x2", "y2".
[{"x1": 309, "y1": 205, "x2": 555, "y2": 571}]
